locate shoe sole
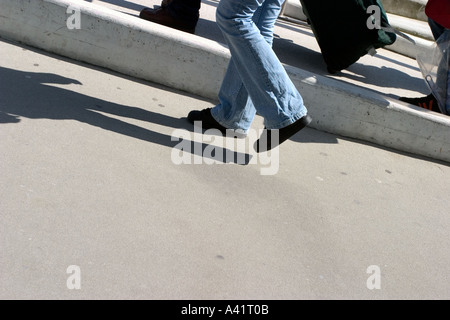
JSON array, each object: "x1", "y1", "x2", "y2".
[{"x1": 255, "y1": 115, "x2": 312, "y2": 153}]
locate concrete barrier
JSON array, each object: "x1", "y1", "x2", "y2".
[
  {"x1": 1, "y1": 0, "x2": 449, "y2": 163},
  {"x1": 288, "y1": 67, "x2": 450, "y2": 162},
  {"x1": 0, "y1": 0, "x2": 230, "y2": 99},
  {"x1": 382, "y1": 0, "x2": 428, "y2": 21}
]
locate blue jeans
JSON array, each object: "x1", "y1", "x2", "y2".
[{"x1": 211, "y1": 0, "x2": 308, "y2": 131}]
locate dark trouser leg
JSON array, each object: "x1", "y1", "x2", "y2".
[
  {"x1": 167, "y1": 0, "x2": 201, "y2": 28},
  {"x1": 428, "y1": 18, "x2": 448, "y2": 114}
]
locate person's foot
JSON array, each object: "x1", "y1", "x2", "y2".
[
  {"x1": 399, "y1": 93, "x2": 441, "y2": 113},
  {"x1": 187, "y1": 108, "x2": 228, "y2": 134},
  {"x1": 255, "y1": 115, "x2": 312, "y2": 153},
  {"x1": 139, "y1": 7, "x2": 196, "y2": 34},
  {"x1": 187, "y1": 108, "x2": 247, "y2": 138}
]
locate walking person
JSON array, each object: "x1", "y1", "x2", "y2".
[
  {"x1": 187, "y1": 0, "x2": 312, "y2": 152},
  {"x1": 399, "y1": 0, "x2": 449, "y2": 114}
]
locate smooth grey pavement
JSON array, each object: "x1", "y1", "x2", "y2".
[{"x1": 1, "y1": 34, "x2": 450, "y2": 300}]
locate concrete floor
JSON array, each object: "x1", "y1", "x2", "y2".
[{"x1": 1, "y1": 36, "x2": 449, "y2": 300}]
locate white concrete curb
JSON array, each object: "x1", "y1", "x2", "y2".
[
  {"x1": 382, "y1": 0, "x2": 428, "y2": 22},
  {"x1": 0, "y1": 0, "x2": 230, "y2": 99},
  {"x1": 1, "y1": 0, "x2": 450, "y2": 163},
  {"x1": 289, "y1": 67, "x2": 450, "y2": 162}
]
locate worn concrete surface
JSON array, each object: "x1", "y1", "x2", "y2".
[{"x1": 1, "y1": 38, "x2": 449, "y2": 300}]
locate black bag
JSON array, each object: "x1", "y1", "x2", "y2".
[{"x1": 300, "y1": 0, "x2": 397, "y2": 73}]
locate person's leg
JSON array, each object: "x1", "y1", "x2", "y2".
[
  {"x1": 399, "y1": 18, "x2": 449, "y2": 114},
  {"x1": 188, "y1": 0, "x2": 310, "y2": 151},
  {"x1": 429, "y1": 20, "x2": 449, "y2": 114},
  {"x1": 399, "y1": 18, "x2": 447, "y2": 113},
  {"x1": 214, "y1": 0, "x2": 308, "y2": 130},
  {"x1": 210, "y1": 2, "x2": 281, "y2": 133},
  {"x1": 428, "y1": 17, "x2": 445, "y2": 41},
  {"x1": 167, "y1": 0, "x2": 201, "y2": 26}
]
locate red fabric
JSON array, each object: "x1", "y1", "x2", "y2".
[{"x1": 425, "y1": 0, "x2": 450, "y2": 29}]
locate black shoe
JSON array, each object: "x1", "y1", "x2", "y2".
[
  {"x1": 255, "y1": 114, "x2": 312, "y2": 153},
  {"x1": 187, "y1": 108, "x2": 247, "y2": 138},
  {"x1": 399, "y1": 93, "x2": 441, "y2": 113},
  {"x1": 187, "y1": 108, "x2": 228, "y2": 134}
]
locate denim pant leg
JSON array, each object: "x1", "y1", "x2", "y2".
[
  {"x1": 211, "y1": 60, "x2": 256, "y2": 132},
  {"x1": 211, "y1": 3, "x2": 278, "y2": 132},
  {"x1": 212, "y1": 0, "x2": 307, "y2": 130}
]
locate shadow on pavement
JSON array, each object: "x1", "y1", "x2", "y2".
[
  {"x1": 3, "y1": 39, "x2": 444, "y2": 166},
  {"x1": 0, "y1": 66, "x2": 252, "y2": 165}
]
